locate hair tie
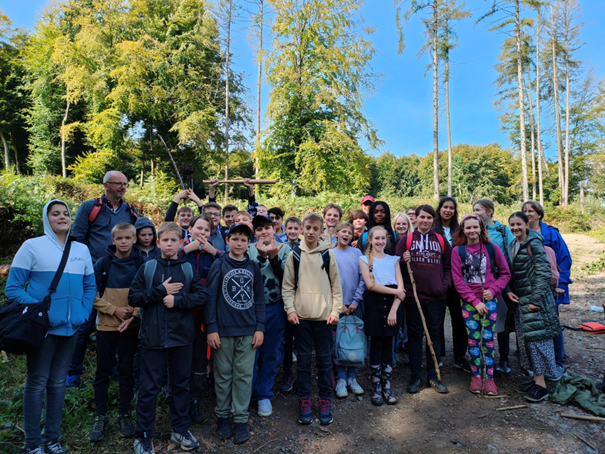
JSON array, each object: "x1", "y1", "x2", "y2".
[{"x1": 461, "y1": 214, "x2": 481, "y2": 222}]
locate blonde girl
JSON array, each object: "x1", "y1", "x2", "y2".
[
  {"x1": 393, "y1": 213, "x2": 413, "y2": 242},
  {"x1": 359, "y1": 226, "x2": 405, "y2": 406}
]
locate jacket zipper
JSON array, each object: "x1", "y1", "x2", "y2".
[{"x1": 165, "y1": 262, "x2": 170, "y2": 347}]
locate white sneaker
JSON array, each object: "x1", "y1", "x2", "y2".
[
  {"x1": 258, "y1": 398, "x2": 273, "y2": 417},
  {"x1": 335, "y1": 378, "x2": 348, "y2": 398},
  {"x1": 347, "y1": 377, "x2": 364, "y2": 395}
]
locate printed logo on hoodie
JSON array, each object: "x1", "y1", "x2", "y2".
[
  {"x1": 411, "y1": 234, "x2": 443, "y2": 264},
  {"x1": 222, "y1": 268, "x2": 255, "y2": 310}
]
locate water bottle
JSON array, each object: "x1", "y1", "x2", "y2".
[{"x1": 589, "y1": 305, "x2": 604, "y2": 313}]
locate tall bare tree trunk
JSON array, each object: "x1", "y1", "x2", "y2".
[
  {"x1": 526, "y1": 65, "x2": 537, "y2": 200},
  {"x1": 255, "y1": 0, "x2": 264, "y2": 180},
  {"x1": 535, "y1": 10, "x2": 545, "y2": 205},
  {"x1": 432, "y1": 0, "x2": 440, "y2": 200},
  {"x1": 445, "y1": 51, "x2": 453, "y2": 197},
  {"x1": 11, "y1": 131, "x2": 20, "y2": 174},
  {"x1": 579, "y1": 180, "x2": 584, "y2": 214},
  {"x1": 515, "y1": 0, "x2": 529, "y2": 201},
  {"x1": 224, "y1": 0, "x2": 233, "y2": 203},
  {"x1": 564, "y1": 59, "x2": 570, "y2": 206},
  {"x1": 1, "y1": 132, "x2": 9, "y2": 171},
  {"x1": 61, "y1": 97, "x2": 70, "y2": 178},
  {"x1": 551, "y1": 6, "x2": 564, "y2": 202}
]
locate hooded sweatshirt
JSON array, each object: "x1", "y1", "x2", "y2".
[
  {"x1": 5, "y1": 200, "x2": 96, "y2": 336},
  {"x1": 395, "y1": 230, "x2": 452, "y2": 301},
  {"x1": 282, "y1": 239, "x2": 343, "y2": 321},
  {"x1": 486, "y1": 221, "x2": 515, "y2": 263},
  {"x1": 135, "y1": 217, "x2": 161, "y2": 261},
  {"x1": 93, "y1": 245, "x2": 144, "y2": 331},
  {"x1": 204, "y1": 254, "x2": 266, "y2": 337}
]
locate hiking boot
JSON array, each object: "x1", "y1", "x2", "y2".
[
  {"x1": 216, "y1": 417, "x2": 233, "y2": 439},
  {"x1": 189, "y1": 399, "x2": 206, "y2": 424},
  {"x1": 428, "y1": 378, "x2": 449, "y2": 394},
  {"x1": 335, "y1": 379, "x2": 348, "y2": 398},
  {"x1": 454, "y1": 357, "x2": 472, "y2": 374},
  {"x1": 133, "y1": 437, "x2": 154, "y2": 454},
  {"x1": 65, "y1": 374, "x2": 80, "y2": 388},
  {"x1": 524, "y1": 384, "x2": 549, "y2": 403},
  {"x1": 381, "y1": 364, "x2": 397, "y2": 405},
  {"x1": 318, "y1": 398, "x2": 333, "y2": 425},
  {"x1": 234, "y1": 422, "x2": 250, "y2": 444},
  {"x1": 170, "y1": 430, "x2": 199, "y2": 451},
  {"x1": 87, "y1": 415, "x2": 109, "y2": 442},
  {"x1": 347, "y1": 377, "x2": 364, "y2": 395},
  {"x1": 484, "y1": 379, "x2": 498, "y2": 396},
  {"x1": 43, "y1": 442, "x2": 65, "y2": 454},
  {"x1": 545, "y1": 365, "x2": 565, "y2": 382},
  {"x1": 515, "y1": 381, "x2": 535, "y2": 394},
  {"x1": 495, "y1": 359, "x2": 511, "y2": 376},
  {"x1": 24, "y1": 448, "x2": 44, "y2": 454},
  {"x1": 470, "y1": 376, "x2": 483, "y2": 394},
  {"x1": 406, "y1": 377, "x2": 423, "y2": 394},
  {"x1": 281, "y1": 375, "x2": 294, "y2": 393},
  {"x1": 117, "y1": 414, "x2": 135, "y2": 438},
  {"x1": 257, "y1": 399, "x2": 273, "y2": 417},
  {"x1": 298, "y1": 397, "x2": 313, "y2": 425},
  {"x1": 370, "y1": 366, "x2": 383, "y2": 406}
]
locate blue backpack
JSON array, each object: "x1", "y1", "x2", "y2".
[{"x1": 333, "y1": 315, "x2": 367, "y2": 367}]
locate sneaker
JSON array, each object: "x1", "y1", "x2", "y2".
[
  {"x1": 117, "y1": 414, "x2": 135, "y2": 438},
  {"x1": 170, "y1": 430, "x2": 199, "y2": 451},
  {"x1": 347, "y1": 377, "x2": 364, "y2": 395},
  {"x1": 470, "y1": 376, "x2": 483, "y2": 394},
  {"x1": 495, "y1": 359, "x2": 511, "y2": 375},
  {"x1": 43, "y1": 442, "x2": 65, "y2": 454},
  {"x1": 133, "y1": 437, "x2": 154, "y2": 454},
  {"x1": 65, "y1": 374, "x2": 80, "y2": 388},
  {"x1": 335, "y1": 379, "x2": 348, "y2": 398},
  {"x1": 87, "y1": 415, "x2": 109, "y2": 442},
  {"x1": 234, "y1": 422, "x2": 250, "y2": 445},
  {"x1": 524, "y1": 384, "x2": 549, "y2": 402},
  {"x1": 454, "y1": 357, "x2": 472, "y2": 374},
  {"x1": 189, "y1": 399, "x2": 206, "y2": 424},
  {"x1": 406, "y1": 377, "x2": 423, "y2": 394},
  {"x1": 318, "y1": 398, "x2": 333, "y2": 425},
  {"x1": 298, "y1": 397, "x2": 313, "y2": 425},
  {"x1": 428, "y1": 378, "x2": 449, "y2": 394},
  {"x1": 281, "y1": 375, "x2": 294, "y2": 393},
  {"x1": 484, "y1": 379, "x2": 498, "y2": 396},
  {"x1": 216, "y1": 417, "x2": 233, "y2": 439},
  {"x1": 515, "y1": 381, "x2": 535, "y2": 394},
  {"x1": 25, "y1": 448, "x2": 45, "y2": 454},
  {"x1": 257, "y1": 399, "x2": 273, "y2": 417},
  {"x1": 545, "y1": 365, "x2": 565, "y2": 382}
]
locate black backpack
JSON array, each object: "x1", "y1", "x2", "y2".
[
  {"x1": 290, "y1": 245, "x2": 331, "y2": 290},
  {"x1": 457, "y1": 242, "x2": 499, "y2": 283}
]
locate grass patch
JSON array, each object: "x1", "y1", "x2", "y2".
[{"x1": 587, "y1": 228, "x2": 605, "y2": 244}]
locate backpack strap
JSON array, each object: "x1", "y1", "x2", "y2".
[
  {"x1": 98, "y1": 256, "x2": 113, "y2": 298},
  {"x1": 485, "y1": 242, "x2": 499, "y2": 279},
  {"x1": 88, "y1": 197, "x2": 103, "y2": 223},
  {"x1": 47, "y1": 239, "x2": 73, "y2": 298},
  {"x1": 406, "y1": 233, "x2": 413, "y2": 252},
  {"x1": 527, "y1": 244, "x2": 534, "y2": 259},
  {"x1": 182, "y1": 262, "x2": 193, "y2": 289},
  {"x1": 291, "y1": 246, "x2": 301, "y2": 291},
  {"x1": 126, "y1": 203, "x2": 139, "y2": 222},
  {"x1": 435, "y1": 233, "x2": 445, "y2": 253},
  {"x1": 143, "y1": 260, "x2": 158, "y2": 290},
  {"x1": 457, "y1": 245, "x2": 468, "y2": 284},
  {"x1": 320, "y1": 249, "x2": 332, "y2": 288}
]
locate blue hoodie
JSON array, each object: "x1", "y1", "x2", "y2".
[
  {"x1": 135, "y1": 217, "x2": 161, "y2": 261},
  {"x1": 5, "y1": 200, "x2": 97, "y2": 336},
  {"x1": 540, "y1": 221, "x2": 573, "y2": 305}
]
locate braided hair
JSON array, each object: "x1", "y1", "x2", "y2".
[{"x1": 365, "y1": 226, "x2": 388, "y2": 288}]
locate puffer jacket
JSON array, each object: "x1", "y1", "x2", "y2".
[{"x1": 508, "y1": 230, "x2": 559, "y2": 343}]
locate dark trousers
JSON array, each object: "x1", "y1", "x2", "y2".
[
  {"x1": 296, "y1": 320, "x2": 333, "y2": 399},
  {"x1": 497, "y1": 331, "x2": 510, "y2": 360},
  {"x1": 190, "y1": 320, "x2": 209, "y2": 401},
  {"x1": 135, "y1": 345, "x2": 192, "y2": 438},
  {"x1": 405, "y1": 297, "x2": 446, "y2": 380},
  {"x1": 369, "y1": 336, "x2": 393, "y2": 365},
  {"x1": 68, "y1": 309, "x2": 97, "y2": 376},
  {"x1": 94, "y1": 328, "x2": 138, "y2": 416},
  {"x1": 282, "y1": 323, "x2": 295, "y2": 378},
  {"x1": 442, "y1": 289, "x2": 468, "y2": 360},
  {"x1": 253, "y1": 301, "x2": 287, "y2": 400}
]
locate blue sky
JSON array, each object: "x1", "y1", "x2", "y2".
[{"x1": 2, "y1": 0, "x2": 604, "y2": 159}]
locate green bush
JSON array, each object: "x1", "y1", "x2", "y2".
[{"x1": 542, "y1": 205, "x2": 593, "y2": 233}]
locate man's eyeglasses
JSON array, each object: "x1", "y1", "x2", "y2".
[
  {"x1": 206, "y1": 212, "x2": 221, "y2": 217},
  {"x1": 106, "y1": 181, "x2": 129, "y2": 188}
]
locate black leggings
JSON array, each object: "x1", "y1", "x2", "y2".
[{"x1": 370, "y1": 336, "x2": 393, "y2": 365}]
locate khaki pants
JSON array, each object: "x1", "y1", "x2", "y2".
[{"x1": 213, "y1": 335, "x2": 255, "y2": 423}]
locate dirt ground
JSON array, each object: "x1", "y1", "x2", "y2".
[{"x1": 70, "y1": 234, "x2": 605, "y2": 454}]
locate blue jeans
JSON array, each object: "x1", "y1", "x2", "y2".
[
  {"x1": 335, "y1": 365, "x2": 357, "y2": 380},
  {"x1": 24, "y1": 333, "x2": 79, "y2": 449},
  {"x1": 252, "y1": 301, "x2": 286, "y2": 400},
  {"x1": 296, "y1": 320, "x2": 333, "y2": 399}
]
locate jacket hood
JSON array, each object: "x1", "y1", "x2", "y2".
[
  {"x1": 488, "y1": 221, "x2": 504, "y2": 229},
  {"x1": 155, "y1": 254, "x2": 189, "y2": 266},
  {"x1": 224, "y1": 253, "x2": 250, "y2": 268},
  {"x1": 135, "y1": 217, "x2": 157, "y2": 239},
  {"x1": 105, "y1": 244, "x2": 142, "y2": 261},
  {"x1": 43, "y1": 199, "x2": 72, "y2": 249},
  {"x1": 521, "y1": 229, "x2": 545, "y2": 246},
  {"x1": 299, "y1": 238, "x2": 331, "y2": 254}
]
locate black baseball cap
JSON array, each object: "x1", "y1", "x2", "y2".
[
  {"x1": 252, "y1": 214, "x2": 273, "y2": 230},
  {"x1": 227, "y1": 223, "x2": 252, "y2": 237}
]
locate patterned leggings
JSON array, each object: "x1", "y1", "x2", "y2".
[{"x1": 461, "y1": 299, "x2": 498, "y2": 379}]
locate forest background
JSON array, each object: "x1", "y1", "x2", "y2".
[{"x1": 1, "y1": 0, "x2": 605, "y2": 247}]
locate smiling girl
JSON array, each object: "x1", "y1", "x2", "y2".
[
  {"x1": 357, "y1": 201, "x2": 397, "y2": 255},
  {"x1": 393, "y1": 213, "x2": 413, "y2": 243}
]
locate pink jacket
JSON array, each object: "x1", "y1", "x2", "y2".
[{"x1": 451, "y1": 242, "x2": 511, "y2": 307}]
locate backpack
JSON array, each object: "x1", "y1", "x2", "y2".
[
  {"x1": 97, "y1": 254, "x2": 145, "y2": 298},
  {"x1": 88, "y1": 197, "x2": 138, "y2": 224},
  {"x1": 578, "y1": 322, "x2": 605, "y2": 334},
  {"x1": 290, "y1": 245, "x2": 331, "y2": 290},
  {"x1": 333, "y1": 315, "x2": 367, "y2": 367},
  {"x1": 457, "y1": 243, "x2": 499, "y2": 283},
  {"x1": 405, "y1": 232, "x2": 445, "y2": 254},
  {"x1": 142, "y1": 260, "x2": 193, "y2": 290},
  {"x1": 495, "y1": 224, "x2": 512, "y2": 263},
  {"x1": 527, "y1": 244, "x2": 560, "y2": 288}
]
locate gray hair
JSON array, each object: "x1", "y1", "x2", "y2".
[{"x1": 103, "y1": 171, "x2": 125, "y2": 184}]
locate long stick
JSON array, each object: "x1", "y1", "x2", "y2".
[
  {"x1": 406, "y1": 261, "x2": 441, "y2": 381},
  {"x1": 560, "y1": 412, "x2": 605, "y2": 423},
  {"x1": 202, "y1": 179, "x2": 276, "y2": 184},
  {"x1": 157, "y1": 134, "x2": 186, "y2": 190},
  {"x1": 496, "y1": 405, "x2": 528, "y2": 411},
  {"x1": 479, "y1": 249, "x2": 487, "y2": 395}
]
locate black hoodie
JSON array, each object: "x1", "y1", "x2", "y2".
[
  {"x1": 129, "y1": 255, "x2": 205, "y2": 349},
  {"x1": 204, "y1": 254, "x2": 266, "y2": 337},
  {"x1": 135, "y1": 217, "x2": 161, "y2": 261}
]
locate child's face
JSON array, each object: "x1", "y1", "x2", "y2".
[
  {"x1": 463, "y1": 219, "x2": 481, "y2": 242},
  {"x1": 223, "y1": 209, "x2": 237, "y2": 227},
  {"x1": 190, "y1": 218, "x2": 211, "y2": 242},
  {"x1": 394, "y1": 218, "x2": 409, "y2": 236},
  {"x1": 303, "y1": 220, "x2": 322, "y2": 246},
  {"x1": 257, "y1": 206, "x2": 268, "y2": 216},
  {"x1": 47, "y1": 203, "x2": 70, "y2": 235},
  {"x1": 269, "y1": 213, "x2": 283, "y2": 229},
  {"x1": 177, "y1": 210, "x2": 193, "y2": 228},
  {"x1": 137, "y1": 227, "x2": 155, "y2": 247},
  {"x1": 336, "y1": 227, "x2": 353, "y2": 248},
  {"x1": 227, "y1": 232, "x2": 250, "y2": 257},
  {"x1": 370, "y1": 230, "x2": 387, "y2": 252},
  {"x1": 235, "y1": 214, "x2": 252, "y2": 228},
  {"x1": 324, "y1": 208, "x2": 341, "y2": 228},
  {"x1": 352, "y1": 217, "x2": 366, "y2": 233},
  {"x1": 416, "y1": 210, "x2": 434, "y2": 233},
  {"x1": 285, "y1": 222, "x2": 301, "y2": 241},
  {"x1": 157, "y1": 230, "x2": 181, "y2": 259},
  {"x1": 373, "y1": 204, "x2": 386, "y2": 225},
  {"x1": 254, "y1": 224, "x2": 275, "y2": 243},
  {"x1": 362, "y1": 202, "x2": 372, "y2": 215},
  {"x1": 113, "y1": 231, "x2": 136, "y2": 254},
  {"x1": 204, "y1": 207, "x2": 222, "y2": 229}
]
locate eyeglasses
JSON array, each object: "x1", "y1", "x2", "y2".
[
  {"x1": 270, "y1": 215, "x2": 279, "y2": 220},
  {"x1": 206, "y1": 212, "x2": 221, "y2": 217},
  {"x1": 106, "y1": 181, "x2": 129, "y2": 187}
]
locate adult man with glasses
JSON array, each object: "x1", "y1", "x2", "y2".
[
  {"x1": 68, "y1": 170, "x2": 140, "y2": 387},
  {"x1": 202, "y1": 202, "x2": 227, "y2": 252}
]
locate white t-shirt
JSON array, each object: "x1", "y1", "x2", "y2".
[{"x1": 360, "y1": 254, "x2": 399, "y2": 286}]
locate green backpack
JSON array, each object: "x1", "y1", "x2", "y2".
[{"x1": 333, "y1": 315, "x2": 367, "y2": 367}]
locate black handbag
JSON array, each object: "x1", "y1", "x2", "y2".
[{"x1": 0, "y1": 239, "x2": 72, "y2": 355}]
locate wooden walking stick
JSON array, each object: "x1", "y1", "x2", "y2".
[
  {"x1": 406, "y1": 261, "x2": 441, "y2": 381},
  {"x1": 202, "y1": 179, "x2": 276, "y2": 184},
  {"x1": 479, "y1": 263, "x2": 487, "y2": 396}
]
